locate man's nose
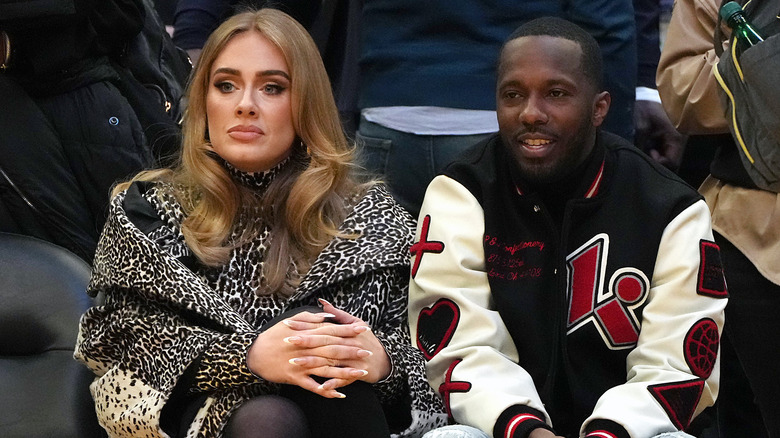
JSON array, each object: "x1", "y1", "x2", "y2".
[{"x1": 519, "y1": 96, "x2": 547, "y2": 125}]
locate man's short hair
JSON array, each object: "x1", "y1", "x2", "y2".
[{"x1": 498, "y1": 17, "x2": 604, "y2": 91}]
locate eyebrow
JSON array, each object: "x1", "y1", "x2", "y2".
[
  {"x1": 499, "y1": 77, "x2": 577, "y2": 90},
  {"x1": 212, "y1": 67, "x2": 290, "y2": 80}
]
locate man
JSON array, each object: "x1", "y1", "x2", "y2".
[
  {"x1": 356, "y1": 0, "x2": 637, "y2": 218},
  {"x1": 409, "y1": 17, "x2": 727, "y2": 438}
]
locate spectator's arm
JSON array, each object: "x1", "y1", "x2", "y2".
[{"x1": 656, "y1": 0, "x2": 729, "y2": 134}]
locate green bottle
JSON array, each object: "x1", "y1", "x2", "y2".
[{"x1": 720, "y1": 1, "x2": 764, "y2": 58}]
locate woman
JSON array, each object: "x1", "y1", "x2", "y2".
[{"x1": 74, "y1": 8, "x2": 445, "y2": 438}]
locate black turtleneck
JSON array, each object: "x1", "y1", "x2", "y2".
[
  {"x1": 517, "y1": 137, "x2": 606, "y2": 230},
  {"x1": 222, "y1": 156, "x2": 291, "y2": 193}
]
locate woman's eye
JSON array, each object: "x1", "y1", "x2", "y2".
[
  {"x1": 216, "y1": 82, "x2": 235, "y2": 93},
  {"x1": 263, "y1": 84, "x2": 285, "y2": 95}
]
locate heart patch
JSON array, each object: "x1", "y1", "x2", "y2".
[{"x1": 417, "y1": 298, "x2": 460, "y2": 360}]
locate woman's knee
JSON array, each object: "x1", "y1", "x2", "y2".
[{"x1": 223, "y1": 395, "x2": 310, "y2": 438}]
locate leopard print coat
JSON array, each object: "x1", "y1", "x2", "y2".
[{"x1": 74, "y1": 175, "x2": 446, "y2": 438}]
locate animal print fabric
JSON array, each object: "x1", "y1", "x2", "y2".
[{"x1": 74, "y1": 176, "x2": 446, "y2": 437}]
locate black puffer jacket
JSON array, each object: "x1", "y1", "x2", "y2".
[{"x1": 0, "y1": 0, "x2": 189, "y2": 262}]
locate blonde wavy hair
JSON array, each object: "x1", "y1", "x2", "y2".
[{"x1": 115, "y1": 8, "x2": 367, "y2": 296}]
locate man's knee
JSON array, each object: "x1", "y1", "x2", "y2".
[
  {"x1": 652, "y1": 432, "x2": 697, "y2": 438},
  {"x1": 422, "y1": 425, "x2": 490, "y2": 438}
]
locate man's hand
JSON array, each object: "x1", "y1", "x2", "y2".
[
  {"x1": 634, "y1": 99, "x2": 687, "y2": 172},
  {"x1": 528, "y1": 428, "x2": 564, "y2": 438}
]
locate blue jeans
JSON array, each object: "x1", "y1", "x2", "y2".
[
  {"x1": 356, "y1": 117, "x2": 494, "y2": 218},
  {"x1": 422, "y1": 425, "x2": 697, "y2": 438}
]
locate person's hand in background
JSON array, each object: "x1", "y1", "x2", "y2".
[{"x1": 635, "y1": 98, "x2": 687, "y2": 172}]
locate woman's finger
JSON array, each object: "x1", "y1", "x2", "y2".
[
  {"x1": 301, "y1": 364, "x2": 368, "y2": 382},
  {"x1": 285, "y1": 311, "x2": 336, "y2": 324},
  {"x1": 288, "y1": 354, "x2": 370, "y2": 372},
  {"x1": 317, "y1": 377, "x2": 353, "y2": 391},
  {"x1": 318, "y1": 299, "x2": 361, "y2": 324},
  {"x1": 286, "y1": 344, "x2": 374, "y2": 366},
  {"x1": 295, "y1": 375, "x2": 347, "y2": 399},
  {"x1": 284, "y1": 320, "x2": 370, "y2": 336},
  {"x1": 285, "y1": 336, "x2": 374, "y2": 358}
]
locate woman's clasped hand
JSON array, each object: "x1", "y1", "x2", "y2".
[{"x1": 248, "y1": 299, "x2": 392, "y2": 398}]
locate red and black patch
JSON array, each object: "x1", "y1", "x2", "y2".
[
  {"x1": 684, "y1": 318, "x2": 720, "y2": 378},
  {"x1": 439, "y1": 359, "x2": 471, "y2": 420},
  {"x1": 410, "y1": 214, "x2": 445, "y2": 278},
  {"x1": 417, "y1": 298, "x2": 460, "y2": 360},
  {"x1": 504, "y1": 413, "x2": 545, "y2": 437},
  {"x1": 697, "y1": 240, "x2": 727, "y2": 298},
  {"x1": 648, "y1": 379, "x2": 705, "y2": 430}
]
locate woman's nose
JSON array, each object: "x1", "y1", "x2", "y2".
[{"x1": 236, "y1": 90, "x2": 258, "y2": 116}]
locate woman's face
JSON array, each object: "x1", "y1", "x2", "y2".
[{"x1": 206, "y1": 31, "x2": 296, "y2": 173}]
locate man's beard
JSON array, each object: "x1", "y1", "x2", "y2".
[{"x1": 517, "y1": 115, "x2": 595, "y2": 185}]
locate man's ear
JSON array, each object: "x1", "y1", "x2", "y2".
[{"x1": 592, "y1": 91, "x2": 611, "y2": 127}]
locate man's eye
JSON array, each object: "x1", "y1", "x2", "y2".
[
  {"x1": 504, "y1": 91, "x2": 521, "y2": 99},
  {"x1": 549, "y1": 89, "x2": 567, "y2": 98}
]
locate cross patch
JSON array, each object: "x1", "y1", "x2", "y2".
[
  {"x1": 439, "y1": 359, "x2": 471, "y2": 420},
  {"x1": 410, "y1": 214, "x2": 444, "y2": 278}
]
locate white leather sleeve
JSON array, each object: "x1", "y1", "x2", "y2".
[
  {"x1": 408, "y1": 175, "x2": 551, "y2": 436},
  {"x1": 586, "y1": 199, "x2": 727, "y2": 436}
]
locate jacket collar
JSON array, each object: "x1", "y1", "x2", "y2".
[
  {"x1": 92, "y1": 183, "x2": 413, "y2": 327},
  {"x1": 91, "y1": 191, "x2": 254, "y2": 332},
  {"x1": 510, "y1": 131, "x2": 608, "y2": 200},
  {"x1": 290, "y1": 184, "x2": 415, "y2": 302}
]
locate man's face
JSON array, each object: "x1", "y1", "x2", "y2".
[{"x1": 496, "y1": 35, "x2": 610, "y2": 184}]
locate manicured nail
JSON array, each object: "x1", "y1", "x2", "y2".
[
  {"x1": 354, "y1": 325, "x2": 372, "y2": 333},
  {"x1": 289, "y1": 358, "x2": 304, "y2": 365},
  {"x1": 282, "y1": 319, "x2": 295, "y2": 327},
  {"x1": 318, "y1": 298, "x2": 333, "y2": 307},
  {"x1": 334, "y1": 391, "x2": 346, "y2": 399},
  {"x1": 316, "y1": 312, "x2": 336, "y2": 318},
  {"x1": 351, "y1": 369, "x2": 369, "y2": 377},
  {"x1": 283, "y1": 336, "x2": 301, "y2": 344},
  {"x1": 357, "y1": 349, "x2": 373, "y2": 358}
]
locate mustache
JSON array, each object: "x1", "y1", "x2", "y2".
[{"x1": 512, "y1": 128, "x2": 556, "y2": 139}]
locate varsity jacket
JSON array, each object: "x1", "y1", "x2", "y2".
[
  {"x1": 75, "y1": 181, "x2": 446, "y2": 437},
  {"x1": 408, "y1": 132, "x2": 727, "y2": 438}
]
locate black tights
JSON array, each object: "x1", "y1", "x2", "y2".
[
  {"x1": 223, "y1": 395, "x2": 310, "y2": 438},
  {"x1": 224, "y1": 381, "x2": 391, "y2": 438}
]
